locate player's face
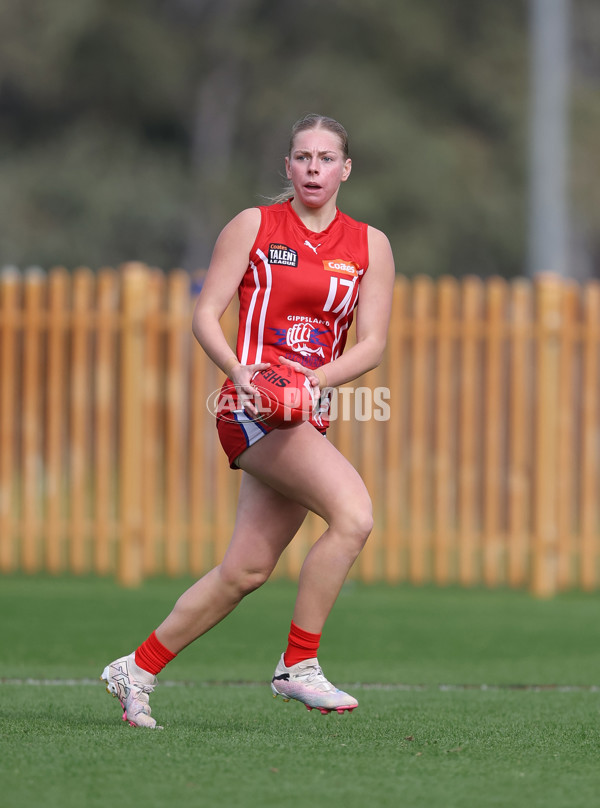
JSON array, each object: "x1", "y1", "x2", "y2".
[{"x1": 285, "y1": 128, "x2": 352, "y2": 209}]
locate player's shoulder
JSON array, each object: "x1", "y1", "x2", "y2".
[
  {"x1": 366, "y1": 224, "x2": 391, "y2": 248},
  {"x1": 218, "y1": 206, "x2": 262, "y2": 244},
  {"x1": 366, "y1": 225, "x2": 395, "y2": 274},
  {"x1": 233, "y1": 202, "x2": 291, "y2": 229},
  {"x1": 228, "y1": 206, "x2": 262, "y2": 229}
]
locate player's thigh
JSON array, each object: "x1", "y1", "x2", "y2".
[
  {"x1": 237, "y1": 423, "x2": 372, "y2": 531},
  {"x1": 220, "y1": 470, "x2": 308, "y2": 577}
]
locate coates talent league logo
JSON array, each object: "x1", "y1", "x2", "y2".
[{"x1": 268, "y1": 243, "x2": 298, "y2": 267}]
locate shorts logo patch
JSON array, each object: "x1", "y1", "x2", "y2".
[
  {"x1": 268, "y1": 243, "x2": 298, "y2": 267},
  {"x1": 322, "y1": 259, "x2": 359, "y2": 277}
]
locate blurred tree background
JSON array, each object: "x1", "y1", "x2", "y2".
[{"x1": 0, "y1": 0, "x2": 598, "y2": 278}]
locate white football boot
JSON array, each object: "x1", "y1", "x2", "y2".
[
  {"x1": 101, "y1": 652, "x2": 162, "y2": 729},
  {"x1": 271, "y1": 654, "x2": 358, "y2": 715}
]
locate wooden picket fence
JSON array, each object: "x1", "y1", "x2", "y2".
[{"x1": 1, "y1": 263, "x2": 599, "y2": 594}]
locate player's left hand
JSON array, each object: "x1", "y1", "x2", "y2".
[{"x1": 278, "y1": 355, "x2": 324, "y2": 397}]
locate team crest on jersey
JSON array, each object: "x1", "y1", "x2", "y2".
[
  {"x1": 268, "y1": 243, "x2": 298, "y2": 267},
  {"x1": 269, "y1": 323, "x2": 328, "y2": 359},
  {"x1": 322, "y1": 259, "x2": 360, "y2": 277}
]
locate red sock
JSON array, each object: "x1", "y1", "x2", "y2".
[
  {"x1": 135, "y1": 631, "x2": 177, "y2": 675},
  {"x1": 283, "y1": 621, "x2": 321, "y2": 667}
]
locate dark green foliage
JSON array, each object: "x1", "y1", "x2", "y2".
[{"x1": 2, "y1": 1, "x2": 597, "y2": 277}]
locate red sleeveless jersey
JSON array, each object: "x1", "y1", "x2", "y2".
[
  {"x1": 237, "y1": 200, "x2": 369, "y2": 372},
  {"x1": 216, "y1": 200, "x2": 369, "y2": 442}
]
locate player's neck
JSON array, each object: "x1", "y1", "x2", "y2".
[{"x1": 290, "y1": 198, "x2": 338, "y2": 234}]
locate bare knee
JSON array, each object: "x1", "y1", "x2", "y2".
[
  {"x1": 331, "y1": 492, "x2": 373, "y2": 552},
  {"x1": 218, "y1": 564, "x2": 271, "y2": 599},
  {"x1": 350, "y1": 500, "x2": 374, "y2": 549}
]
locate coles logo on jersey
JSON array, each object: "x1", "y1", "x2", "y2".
[
  {"x1": 268, "y1": 243, "x2": 298, "y2": 267},
  {"x1": 322, "y1": 259, "x2": 359, "y2": 277}
]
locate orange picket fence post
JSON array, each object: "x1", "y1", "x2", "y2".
[
  {"x1": 0, "y1": 267, "x2": 19, "y2": 573},
  {"x1": 579, "y1": 282, "x2": 600, "y2": 591},
  {"x1": 118, "y1": 263, "x2": 147, "y2": 586},
  {"x1": 506, "y1": 278, "x2": 532, "y2": 588},
  {"x1": 457, "y1": 276, "x2": 483, "y2": 587},
  {"x1": 531, "y1": 275, "x2": 562, "y2": 597}
]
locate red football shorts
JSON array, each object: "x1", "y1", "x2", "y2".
[
  {"x1": 214, "y1": 379, "x2": 327, "y2": 469},
  {"x1": 216, "y1": 408, "x2": 276, "y2": 468},
  {"x1": 215, "y1": 379, "x2": 276, "y2": 468}
]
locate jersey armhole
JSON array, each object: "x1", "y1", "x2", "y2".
[
  {"x1": 362, "y1": 221, "x2": 371, "y2": 276},
  {"x1": 249, "y1": 206, "x2": 268, "y2": 259}
]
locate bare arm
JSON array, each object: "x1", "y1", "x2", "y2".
[
  {"x1": 281, "y1": 226, "x2": 395, "y2": 390},
  {"x1": 192, "y1": 207, "x2": 269, "y2": 395}
]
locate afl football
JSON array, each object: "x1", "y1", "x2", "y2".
[{"x1": 251, "y1": 364, "x2": 315, "y2": 427}]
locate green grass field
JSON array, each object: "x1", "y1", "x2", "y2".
[{"x1": 1, "y1": 575, "x2": 600, "y2": 808}]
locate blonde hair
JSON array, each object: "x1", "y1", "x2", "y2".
[{"x1": 270, "y1": 114, "x2": 350, "y2": 205}]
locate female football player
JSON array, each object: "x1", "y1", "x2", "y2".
[{"x1": 101, "y1": 113, "x2": 395, "y2": 727}]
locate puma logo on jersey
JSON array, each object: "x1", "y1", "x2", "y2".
[
  {"x1": 268, "y1": 243, "x2": 298, "y2": 267},
  {"x1": 322, "y1": 259, "x2": 360, "y2": 277},
  {"x1": 304, "y1": 239, "x2": 321, "y2": 255}
]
